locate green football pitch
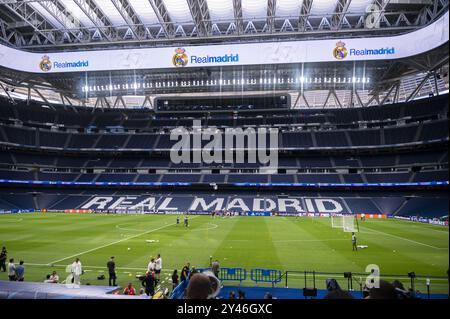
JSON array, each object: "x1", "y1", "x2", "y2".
[{"x1": 0, "y1": 213, "x2": 448, "y2": 294}]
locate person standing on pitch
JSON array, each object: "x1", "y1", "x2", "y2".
[
  {"x1": 7, "y1": 258, "x2": 16, "y2": 281},
  {"x1": 107, "y1": 256, "x2": 117, "y2": 286},
  {"x1": 147, "y1": 257, "x2": 156, "y2": 273},
  {"x1": 71, "y1": 258, "x2": 83, "y2": 285},
  {"x1": 15, "y1": 260, "x2": 25, "y2": 282},
  {"x1": 142, "y1": 271, "x2": 155, "y2": 297},
  {"x1": 155, "y1": 254, "x2": 162, "y2": 284},
  {"x1": 176, "y1": 215, "x2": 180, "y2": 225},
  {"x1": 212, "y1": 259, "x2": 220, "y2": 278},
  {"x1": 0, "y1": 247, "x2": 7, "y2": 272},
  {"x1": 184, "y1": 214, "x2": 189, "y2": 227},
  {"x1": 352, "y1": 232, "x2": 358, "y2": 251}
]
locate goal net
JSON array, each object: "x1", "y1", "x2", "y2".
[
  {"x1": 331, "y1": 215, "x2": 343, "y2": 228},
  {"x1": 331, "y1": 215, "x2": 358, "y2": 232}
]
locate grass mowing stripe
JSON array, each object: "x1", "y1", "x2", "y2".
[
  {"x1": 48, "y1": 216, "x2": 198, "y2": 265},
  {"x1": 360, "y1": 225, "x2": 446, "y2": 250}
]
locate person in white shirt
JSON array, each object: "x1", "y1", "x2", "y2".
[
  {"x1": 147, "y1": 258, "x2": 156, "y2": 273},
  {"x1": 155, "y1": 254, "x2": 162, "y2": 284},
  {"x1": 7, "y1": 258, "x2": 16, "y2": 281},
  {"x1": 71, "y1": 258, "x2": 83, "y2": 285},
  {"x1": 45, "y1": 271, "x2": 59, "y2": 283}
]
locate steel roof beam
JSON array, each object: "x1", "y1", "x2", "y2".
[
  {"x1": 232, "y1": 0, "x2": 244, "y2": 34},
  {"x1": 110, "y1": 0, "x2": 146, "y2": 39},
  {"x1": 331, "y1": 0, "x2": 352, "y2": 30},
  {"x1": 38, "y1": 0, "x2": 87, "y2": 41},
  {"x1": 267, "y1": 0, "x2": 277, "y2": 33},
  {"x1": 186, "y1": 0, "x2": 212, "y2": 37},
  {"x1": 148, "y1": 0, "x2": 175, "y2": 38},
  {"x1": 0, "y1": 16, "x2": 26, "y2": 46},
  {"x1": 3, "y1": 1, "x2": 59, "y2": 45},
  {"x1": 299, "y1": 0, "x2": 314, "y2": 32},
  {"x1": 73, "y1": 0, "x2": 114, "y2": 41}
]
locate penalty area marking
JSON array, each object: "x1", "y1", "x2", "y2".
[
  {"x1": 360, "y1": 226, "x2": 447, "y2": 250},
  {"x1": 47, "y1": 216, "x2": 199, "y2": 265},
  {"x1": 176, "y1": 223, "x2": 218, "y2": 232},
  {"x1": 117, "y1": 222, "x2": 219, "y2": 233},
  {"x1": 116, "y1": 223, "x2": 219, "y2": 231},
  {"x1": 227, "y1": 238, "x2": 348, "y2": 243}
]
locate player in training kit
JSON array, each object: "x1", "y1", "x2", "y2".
[
  {"x1": 184, "y1": 215, "x2": 189, "y2": 227},
  {"x1": 352, "y1": 232, "x2": 358, "y2": 251},
  {"x1": 176, "y1": 215, "x2": 180, "y2": 225}
]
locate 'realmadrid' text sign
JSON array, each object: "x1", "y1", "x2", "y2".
[{"x1": 0, "y1": 12, "x2": 448, "y2": 74}]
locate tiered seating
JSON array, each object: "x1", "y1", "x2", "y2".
[{"x1": 0, "y1": 94, "x2": 447, "y2": 187}]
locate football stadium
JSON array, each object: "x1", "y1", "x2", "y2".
[{"x1": 0, "y1": 0, "x2": 448, "y2": 302}]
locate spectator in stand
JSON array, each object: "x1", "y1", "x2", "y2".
[
  {"x1": 238, "y1": 290, "x2": 246, "y2": 299},
  {"x1": 229, "y1": 291, "x2": 236, "y2": 299},
  {"x1": 189, "y1": 267, "x2": 198, "y2": 279},
  {"x1": 264, "y1": 292, "x2": 273, "y2": 299},
  {"x1": 155, "y1": 254, "x2": 162, "y2": 284},
  {"x1": 107, "y1": 256, "x2": 116, "y2": 286},
  {"x1": 366, "y1": 280, "x2": 398, "y2": 299},
  {"x1": 181, "y1": 262, "x2": 190, "y2": 282},
  {"x1": 123, "y1": 283, "x2": 136, "y2": 295},
  {"x1": 44, "y1": 271, "x2": 59, "y2": 283},
  {"x1": 15, "y1": 261, "x2": 25, "y2": 282},
  {"x1": 185, "y1": 273, "x2": 211, "y2": 299},
  {"x1": 171, "y1": 269, "x2": 179, "y2": 291},
  {"x1": 7, "y1": 258, "x2": 16, "y2": 281},
  {"x1": 0, "y1": 247, "x2": 7, "y2": 272},
  {"x1": 142, "y1": 271, "x2": 155, "y2": 297},
  {"x1": 211, "y1": 259, "x2": 220, "y2": 278}
]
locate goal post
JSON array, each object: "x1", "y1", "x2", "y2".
[
  {"x1": 331, "y1": 214, "x2": 359, "y2": 232},
  {"x1": 331, "y1": 215, "x2": 343, "y2": 228},
  {"x1": 343, "y1": 215, "x2": 359, "y2": 233}
]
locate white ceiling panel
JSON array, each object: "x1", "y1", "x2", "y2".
[
  {"x1": 127, "y1": 0, "x2": 160, "y2": 25},
  {"x1": 59, "y1": 0, "x2": 96, "y2": 28},
  {"x1": 92, "y1": 0, "x2": 127, "y2": 26},
  {"x1": 242, "y1": 0, "x2": 268, "y2": 19},
  {"x1": 163, "y1": 0, "x2": 193, "y2": 23},
  {"x1": 310, "y1": 0, "x2": 338, "y2": 16},
  {"x1": 276, "y1": 0, "x2": 303, "y2": 18},
  {"x1": 207, "y1": 0, "x2": 235, "y2": 22}
]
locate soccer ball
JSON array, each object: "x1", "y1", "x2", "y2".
[{"x1": 127, "y1": 247, "x2": 131, "y2": 251}]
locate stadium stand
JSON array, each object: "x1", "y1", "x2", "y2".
[{"x1": 0, "y1": 0, "x2": 448, "y2": 302}]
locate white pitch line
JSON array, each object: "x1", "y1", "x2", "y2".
[
  {"x1": 227, "y1": 238, "x2": 348, "y2": 243},
  {"x1": 48, "y1": 217, "x2": 198, "y2": 265},
  {"x1": 360, "y1": 226, "x2": 447, "y2": 250},
  {"x1": 25, "y1": 262, "x2": 174, "y2": 272}
]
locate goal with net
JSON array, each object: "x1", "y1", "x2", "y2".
[{"x1": 331, "y1": 215, "x2": 359, "y2": 232}]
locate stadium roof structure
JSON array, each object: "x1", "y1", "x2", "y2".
[
  {"x1": 0, "y1": 0, "x2": 448, "y2": 108},
  {"x1": 0, "y1": 0, "x2": 447, "y2": 49}
]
